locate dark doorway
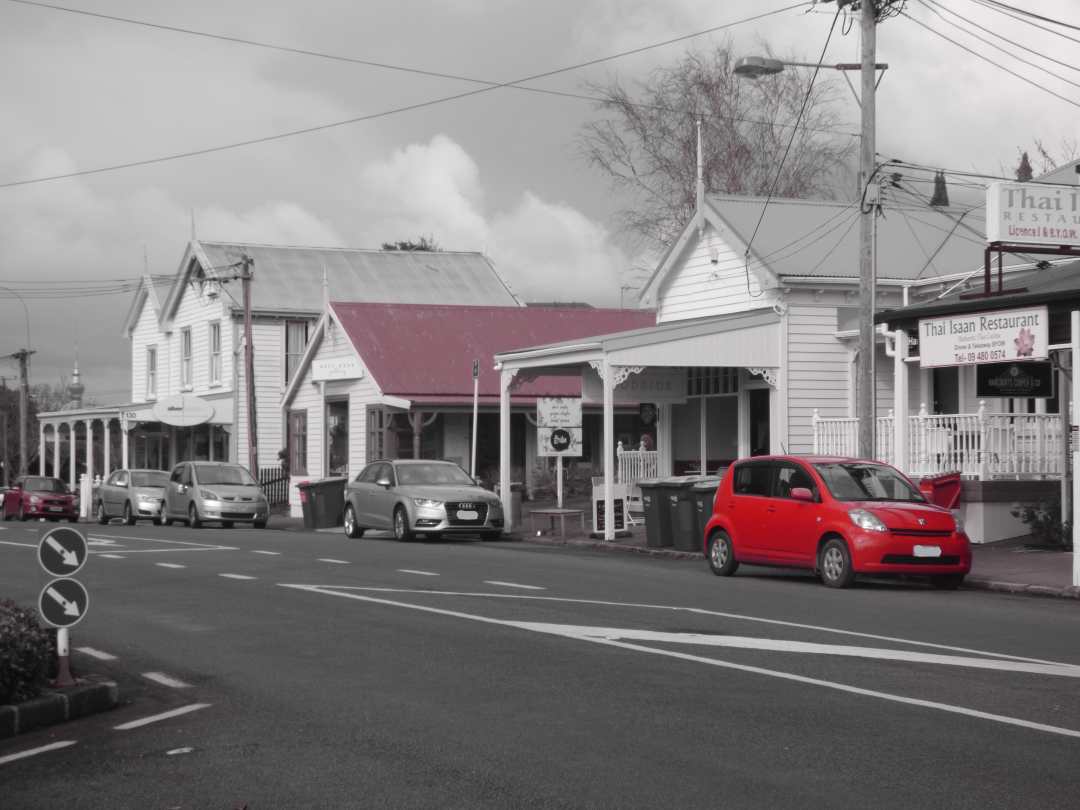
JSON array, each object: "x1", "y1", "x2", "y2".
[
  {"x1": 749, "y1": 388, "x2": 770, "y2": 456},
  {"x1": 932, "y1": 367, "x2": 959, "y2": 414}
]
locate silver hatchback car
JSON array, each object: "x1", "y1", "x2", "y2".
[
  {"x1": 96, "y1": 468, "x2": 170, "y2": 525},
  {"x1": 343, "y1": 459, "x2": 504, "y2": 541},
  {"x1": 162, "y1": 461, "x2": 269, "y2": 529}
]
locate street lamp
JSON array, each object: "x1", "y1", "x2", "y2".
[{"x1": 734, "y1": 28, "x2": 885, "y2": 460}]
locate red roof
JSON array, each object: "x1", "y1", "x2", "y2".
[{"x1": 330, "y1": 302, "x2": 655, "y2": 401}]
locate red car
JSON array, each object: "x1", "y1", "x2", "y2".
[
  {"x1": 2, "y1": 476, "x2": 79, "y2": 522},
  {"x1": 703, "y1": 456, "x2": 971, "y2": 589}
]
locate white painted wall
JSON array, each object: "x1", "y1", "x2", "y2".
[
  {"x1": 786, "y1": 305, "x2": 850, "y2": 453},
  {"x1": 129, "y1": 299, "x2": 160, "y2": 403}
]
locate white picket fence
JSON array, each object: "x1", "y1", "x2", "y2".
[
  {"x1": 616, "y1": 442, "x2": 659, "y2": 510},
  {"x1": 812, "y1": 404, "x2": 1066, "y2": 479}
]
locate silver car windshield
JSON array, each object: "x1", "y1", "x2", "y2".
[
  {"x1": 813, "y1": 462, "x2": 924, "y2": 502},
  {"x1": 131, "y1": 471, "x2": 170, "y2": 487},
  {"x1": 194, "y1": 464, "x2": 258, "y2": 486},
  {"x1": 395, "y1": 463, "x2": 474, "y2": 486}
]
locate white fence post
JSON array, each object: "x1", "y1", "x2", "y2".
[
  {"x1": 977, "y1": 400, "x2": 989, "y2": 480},
  {"x1": 812, "y1": 409, "x2": 820, "y2": 454}
]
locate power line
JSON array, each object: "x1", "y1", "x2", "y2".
[
  {"x1": 1, "y1": 1, "x2": 815, "y2": 189},
  {"x1": 899, "y1": 9, "x2": 1080, "y2": 109},
  {"x1": 966, "y1": 0, "x2": 1080, "y2": 46},
  {"x1": 969, "y1": 0, "x2": 1080, "y2": 34}
]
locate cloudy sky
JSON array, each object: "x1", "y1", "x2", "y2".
[{"x1": 1, "y1": 0, "x2": 1077, "y2": 403}]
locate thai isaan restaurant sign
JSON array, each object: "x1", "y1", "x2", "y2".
[
  {"x1": 986, "y1": 182, "x2": 1080, "y2": 247},
  {"x1": 918, "y1": 306, "x2": 1048, "y2": 368}
]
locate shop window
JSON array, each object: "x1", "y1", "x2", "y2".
[
  {"x1": 146, "y1": 346, "x2": 157, "y2": 399},
  {"x1": 285, "y1": 321, "x2": 309, "y2": 383},
  {"x1": 687, "y1": 367, "x2": 739, "y2": 397},
  {"x1": 208, "y1": 321, "x2": 222, "y2": 385},
  {"x1": 180, "y1": 328, "x2": 193, "y2": 388},
  {"x1": 288, "y1": 410, "x2": 308, "y2": 475}
]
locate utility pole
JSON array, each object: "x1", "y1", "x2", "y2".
[
  {"x1": 855, "y1": 0, "x2": 880, "y2": 459},
  {"x1": 14, "y1": 349, "x2": 34, "y2": 477},
  {"x1": 240, "y1": 255, "x2": 258, "y2": 478},
  {"x1": 1, "y1": 411, "x2": 8, "y2": 487}
]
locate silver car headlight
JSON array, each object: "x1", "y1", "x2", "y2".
[
  {"x1": 413, "y1": 498, "x2": 444, "y2": 509},
  {"x1": 200, "y1": 488, "x2": 222, "y2": 501}
]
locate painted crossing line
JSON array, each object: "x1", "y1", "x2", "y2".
[
  {"x1": 398, "y1": 569, "x2": 439, "y2": 576},
  {"x1": 484, "y1": 580, "x2": 545, "y2": 591},
  {"x1": 100, "y1": 554, "x2": 126, "y2": 559},
  {"x1": 252, "y1": 550, "x2": 280, "y2": 556},
  {"x1": 219, "y1": 573, "x2": 256, "y2": 580},
  {"x1": 318, "y1": 558, "x2": 350, "y2": 565},
  {"x1": 142, "y1": 672, "x2": 191, "y2": 689},
  {"x1": 0, "y1": 740, "x2": 77, "y2": 766},
  {"x1": 76, "y1": 647, "x2": 116, "y2": 661},
  {"x1": 114, "y1": 703, "x2": 211, "y2": 731},
  {"x1": 156, "y1": 562, "x2": 186, "y2": 569}
]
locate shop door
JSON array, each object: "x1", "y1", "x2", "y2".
[
  {"x1": 749, "y1": 388, "x2": 771, "y2": 456},
  {"x1": 326, "y1": 400, "x2": 349, "y2": 476}
]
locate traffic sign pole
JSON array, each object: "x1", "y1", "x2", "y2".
[
  {"x1": 471, "y1": 359, "x2": 480, "y2": 478},
  {"x1": 556, "y1": 457, "x2": 563, "y2": 509},
  {"x1": 54, "y1": 627, "x2": 76, "y2": 688},
  {"x1": 36, "y1": 528, "x2": 89, "y2": 688}
]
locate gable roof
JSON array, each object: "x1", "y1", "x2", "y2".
[
  {"x1": 122, "y1": 273, "x2": 173, "y2": 337},
  {"x1": 158, "y1": 240, "x2": 522, "y2": 327},
  {"x1": 324, "y1": 302, "x2": 655, "y2": 403}
]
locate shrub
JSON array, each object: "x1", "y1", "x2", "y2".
[
  {"x1": 1010, "y1": 498, "x2": 1073, "y2": 551},
  {"x1": 0, "y1": 599, "x2": 52, "y2": 704}
]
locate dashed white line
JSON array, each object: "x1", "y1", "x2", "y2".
[
  {"x1": 484, "y1": 580, "x2": 545, "y2": 591},
  {"x1": 252, "y1": 550, "x2": 280, "y2": 556},
  {"x1": 156, "y1": 562, "x2": 186, "y2": 569},
  {"x1": 76, "y1": 647, "x2": 116, "y2": 661},
  {"x1": 219, "y1": 573, "x2": 256, "y2": 580},
  {"x1": 142, "y1": 672, "x2": 191, "y2": 689},
  {"x1": 318, "y1": 558, "x2": 350, "y2": 565},
  {"x1": 114, "y1": 703, "x2": 211, "y2": 731},
  {"x1": 100, "y1": 554, "x2": 126, "y2": 559},
  {"x1": 0, "y1": 740, "x2": 77, "y2": 766},
  {"x1": 398, "y1": 569, "x2": 439, "y2": 576}
]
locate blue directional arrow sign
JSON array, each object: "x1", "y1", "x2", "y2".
[
  {"x1": 38, "y1": 578, "x2": 89, "y2": 628},
  {"x1": 37, "y1": 527, "x2": 88, "y2": 577}
]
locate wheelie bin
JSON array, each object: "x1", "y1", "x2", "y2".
[
  {"x1": 689, "y1": 478, "x2": 721, "y2": 553},
  {"x1": 639, "y1": 480, "x2": 671, "y2": 548},
  {"x1": 309, "y1": 477, "x2": 347, "y2": 528},
  {"x1": 297, "y1": 481, "x2": 316, "y2": 529},
  {"x1": 670, "y1": 478, "x2": 702, "y2": 551}
]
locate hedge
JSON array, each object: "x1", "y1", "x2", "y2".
[{"x1": 0, "y1": 599, "x2": 51, "y2": 704}]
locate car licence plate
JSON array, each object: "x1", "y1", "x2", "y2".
[
  {"x1": 48, "y1": 507, "x2": 63, "y2": 513},
  {"x1": 456, "y1": 510, "x2": 479, "y2": 521},
  {"x1": 913, "y1": 545, "x2": 942, "y2": 558}
]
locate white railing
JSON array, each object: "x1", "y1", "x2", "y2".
[
  {"x1": 813, "y1": 403, "x2": 1066, "y2": 480},
  {"x1": 616, "y1": 442, "x2": 659, "y2": 510}
]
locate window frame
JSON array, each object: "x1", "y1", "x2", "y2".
[
  {"x1": 146, "y1": 345, "x2": 158, "y2": 399},
  {"x1": 284, "y1": 320, "x2": 309, "y2": 384},
  {"x1": 287, "y1": 410, "x2": 308, "y2": 476},
  {"x1": 208, "y1": 321, "x2": 222, "y2": 385},
  {"x1": 180, "y1": 327, "x2": 193, "y2": 389}
]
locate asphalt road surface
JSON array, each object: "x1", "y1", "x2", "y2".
[{"x1": 2, "y1": 519, "x2": 1079, "y2": 809}]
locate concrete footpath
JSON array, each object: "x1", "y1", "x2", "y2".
[{"x1": 274, "y1": 512, "x2": 1079, "y2": 600}]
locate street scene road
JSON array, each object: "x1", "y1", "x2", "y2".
[{"x1": 2, "y1": 522, "x2": 1079, "y2": 809}]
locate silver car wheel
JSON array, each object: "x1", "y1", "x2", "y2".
[
  {"x1": 822, "y1": 546, "x2": 844, "y2": 582},
  {"x1": 394, "y1": 508, "x2": 407, "y2": 540},
  {"x1": 711, "y1": 538, "x2": 728, "y2": 568}
]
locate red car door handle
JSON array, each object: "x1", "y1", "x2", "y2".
[{"x1": 767, "y1": 507, "x2": 777, "y2": 513}]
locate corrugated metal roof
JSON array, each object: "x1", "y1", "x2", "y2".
[
  {"x1": 197, "y1": 242, "x2": 521, "y2": 313},
  {"x1": 706, "y1": 194, "x2": 1029, "y2": 281},
  {"x1": 330, "y1": 303, "x2": 655, "y2": 399}
]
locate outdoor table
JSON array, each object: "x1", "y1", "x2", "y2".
[{"x1": 528, "y1": 507, "x2": 586, "y2": 539}]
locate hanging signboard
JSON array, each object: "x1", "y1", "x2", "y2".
[
  {"x1": 312, "y1": 356, "x2": 364, "y2": 381},
  {"x1": 918, "y1": 306, "x2": 1048, "y2": 368},
  {"x1": 537, "y1": 397, "x2": 582, "y2": 457},
  {"x1": 986, "y1": 182, "x2": 1080, "y2": 247},
  {"x1": 581, "y1": 366, "x2": 686, "y2": 405},
  {"x1": 976, "y1": 361, "x2": 1054, "y2": 398},
  {"x1": 152, "y1": 394, "x2": 215, "y2": 426}
]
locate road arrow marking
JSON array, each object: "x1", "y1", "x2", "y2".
[
  {"x1": 46, "y1": 586, "x2": 80, "y2": 617},
  {"x1": 45, "y1": 535, "x2": 80, "y2": 567}
]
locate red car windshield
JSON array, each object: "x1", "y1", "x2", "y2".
[{"x1": 812, "y1": 462, "x2": 924, "y2": 502}]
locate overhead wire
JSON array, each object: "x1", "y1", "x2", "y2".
[
  {"x1": 1, "y1": 1, "x2": 824, "y2": 189},
  {"x1": 968, "y1": 0, "x2": 1080, "y2": 34},
  {"x1": 966, "y1": 0, "x2": 1080, "y2": 46}
]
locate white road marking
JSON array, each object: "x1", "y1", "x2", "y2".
[
  {"x1": 114, "y1": 703, "x2": 211, "y2": 731},
  {"x1": 142, "y1": 672, "x2": 191, "y2": 688},
  {"x1": 166, "y1": 747, "x2": 194, "y2": 756},
  {"x1": 156, "y1": 562, "x2": 186, "y2": 569},
  {"x1": 0, "y1": 540, "x2": 36, "y2": 549},
  {"x1": 76, "y1": 647, "x2": 116, "y2": 661},
  {"x1": 100, "y1": 554, "x2": 126, "y2": 559},
  {"x1": 483, "y1": 580, "x2": 545, "y2": 590},
  {"x1": 0, "y1": 740, "x2": 77, "y2": 766},
  {"x1": 252, "y1": 550, "x2": 280, "y2": 555},
  {"x1": 87, "y1": 534, "x2": 237, "y2": 554},
  {"x1": 327, "y1": 587, "x2": 1068, "y2": 668},
  {"x1": 318, "y1": 558, "x2": 350, "y2": 564},
  {"x1": 279, "y1": 584, "x2": 1080, "y2": 740},
  {"x1": 219, "y1": 573, "x2": 256, "y2": 580},
  {"x1": 398, "y1": 569, "x2": 439, "y2": 576}
]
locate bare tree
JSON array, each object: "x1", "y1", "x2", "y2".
[{"x1": 579, "y1": 44, "x2": 855, "y2": 246}]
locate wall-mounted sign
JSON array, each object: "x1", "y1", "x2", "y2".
[
  {"x1": 152, "y1": 394, "x2": 215, "y2": 426},
  {"x1": 581, "y1": 366, "x2": 686, "y2": 405},
  {"x1": 537, "y1": 397, "x2": 582, "y2": 457},
  {"x1": 976, "y1": 361, "x2": 1054, "y2": 398},
  {"x1": 312, "y1": 356, "x2": 364, "y2": 382},
  {"x1": 986, "y1": 181, "x2": 1080, "y2": 247},
  {"x1": 918, "y1": 306, "x2": 1048, "y2": 368}
]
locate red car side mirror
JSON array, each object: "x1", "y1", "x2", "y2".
[{"x1": 790, "y1": 487, "x2": 815, "y2": 502}]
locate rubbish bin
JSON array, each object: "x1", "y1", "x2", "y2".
[
  {"x1": 918, "y1": 472, "x2": 962, "y2": 509},
  {"x1": 639, "y1": 480, "x2": 671, "y2": 548},
  {"x1": 669, "y1": 477, "x2": 703, "y2": 551},
  {"x1": 296, "y1": 480, "x2": 316, "y2": 530},
  {"x1": 689, "y1": 478, "x2": 721, "y2": 553},
  {"x1": 510, "y1": 482, "x2": 524, "y2": 530},
  {"x1": 306, "y1": 477, "x2": 347, "y2": 529}
]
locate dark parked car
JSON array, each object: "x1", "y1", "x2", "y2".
[
  {"x1": 704, "y1": 455, "x2": 972, "y2": 589},
  {"x1": 2, "y1": 476, "x2": 79, "y2": 522},
  {"x1": 343, "y1": 459, "x2": 504, "y2": 541},
  {"x1": 95, "y1": 468, "x2": 170, "y2": 525}
]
